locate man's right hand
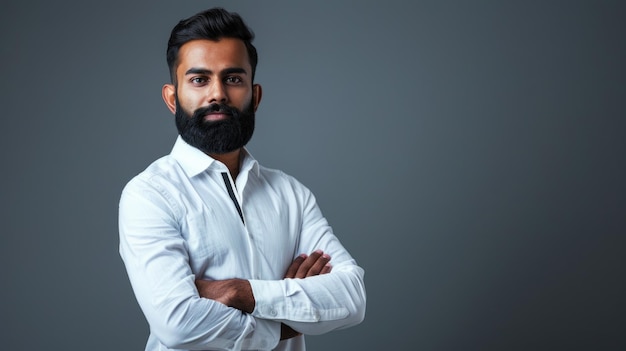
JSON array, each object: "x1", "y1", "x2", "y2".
[{"x1": 280, "y1": 250, "x2": 332, "y2": 340}]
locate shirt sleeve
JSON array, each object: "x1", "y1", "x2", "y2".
[
  {"x1": 248, "y1": 180, "x2": 367, "y2": 335},
  {"x1": 119, "y1": 176, "x2": 280, "y2": 350}
]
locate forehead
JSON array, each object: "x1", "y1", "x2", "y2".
[{"x1": 176, "y1": 38, "x2": 251, "y2": 75}]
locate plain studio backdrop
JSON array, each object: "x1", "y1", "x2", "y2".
[{"x1": 1, "y1": 1, "x2": 624, "y2": 350}]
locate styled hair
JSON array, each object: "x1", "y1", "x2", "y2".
[{"x1": 166, "y1": 8, "x2": 258, "y2": 84}]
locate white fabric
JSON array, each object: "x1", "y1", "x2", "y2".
[{"x1": 119, "y1": 136, "x2": 366, "y2": 351}]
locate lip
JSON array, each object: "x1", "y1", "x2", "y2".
[{"x1": 203, "y1": 112, "x2": 231, "y2": 122}]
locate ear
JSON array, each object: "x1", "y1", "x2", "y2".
[
  {"x1": 252, "y1": 84, "x2": 263, "y2": 112},
  {"x1": 162, "y1": 84, "x2": 177, "y2": 114}
]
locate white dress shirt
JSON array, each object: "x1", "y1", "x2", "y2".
[{"x1": 119, "y1": 136, "x2": 366, "y2": 351}]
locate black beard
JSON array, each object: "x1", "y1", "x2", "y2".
[{"x1": 175, "y1": 98, "x2": 255, "y2": 155}]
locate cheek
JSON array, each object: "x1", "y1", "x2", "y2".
[
  {"x1": 232, "y1": 90, "x2": 254, "y2": 110},
  {"x1": 176, "y1": 90, "x2": 203, "y2": 114}
]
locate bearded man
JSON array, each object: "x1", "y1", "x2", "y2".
[{"x1": 119, "y1": 7, "x2": 366, "y2": 351}]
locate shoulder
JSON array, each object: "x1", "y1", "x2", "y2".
[
  {"x1": 256, "y1": 164, "x2": 315, "y2": 200},
  {"x1": 120, "y1": 155, "x2": 185, "y2": 205},
  {"x1": 257, "y1": 164, "x2": 300, "y2": 186}
]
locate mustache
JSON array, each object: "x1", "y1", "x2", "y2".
[{"x1": 192, "y1": 103, "x2": 239, "y2": 120}]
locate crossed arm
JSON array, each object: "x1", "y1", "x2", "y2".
[
  {"x1": 120, "y1": 176, "x2": 366, "y2": 349},
  {"x1": 194, "y1": 250, "x2": 332, "y2": 340}
]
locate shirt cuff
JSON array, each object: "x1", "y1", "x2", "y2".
[{"x1": 249, "y1": 279, "x2": 323, "y2": 323}]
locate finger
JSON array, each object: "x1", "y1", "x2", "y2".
[
  {"x1": 320, "y1": 264, "x2": 332, "y2": 275},
  {"x1": 284, "y1": 254, "x2": 307, "y2": 279},
  {"x1": 306, "y1": 253, "x2": 331, "y2": 277},
  {"x1": 295, "y1": 250, "x2": 323, "y2": 278}
]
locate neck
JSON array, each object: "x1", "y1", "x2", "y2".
[{"x1": 209, "y1": 148, "x2": 242, "y2": 179}]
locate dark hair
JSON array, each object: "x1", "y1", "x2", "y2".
[{"x1": 166, "y1": 8, "x2": 258, "y2": 84}]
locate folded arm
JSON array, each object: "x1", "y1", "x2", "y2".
[
  {"x1": 195, "y1": 250, "x2": 332, "y2": 340},
  {"x1": 119, "y1": 179, "x2": 280, "y2": 350},
  {"x1": 196, "y1": 186, "x2": 367, "y2": 337},
  {"x1": 253, "y1": 187, "x2": 367, "y2": 335}
]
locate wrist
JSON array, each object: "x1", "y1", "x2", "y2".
[{"x1": 232, "y1": 278, "x2": 255, "y2": 313}]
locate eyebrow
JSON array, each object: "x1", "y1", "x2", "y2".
[{"x1": 185, "y1": 67, "x2": 248, "y2": 76}]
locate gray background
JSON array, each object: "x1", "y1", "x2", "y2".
[{"x1": 1, "y1": 0, "x2": 624, "y2": 350}]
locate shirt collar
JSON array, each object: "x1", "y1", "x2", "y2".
[
  {"x1": 170, "y1": 135, "x2": 259, "y2": 178},
  {"x1": 240, "y1": 147, "x2": 260, "y2": 177}
]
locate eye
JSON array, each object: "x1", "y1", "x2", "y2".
[
  {"x1": 190, "y1": 77, "x2": 208, "y2": 85},
  {"x1": 225, "y1": 76, "x2": 243, "y2": 85}
]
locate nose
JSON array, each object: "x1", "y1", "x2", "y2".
[{"x1": 207, "y1": 80, "x2": 228, "y2": 104}]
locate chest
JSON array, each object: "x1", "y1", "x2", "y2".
[{"x1": 180, "y1": 175, "x2": 301, "y2": 280}]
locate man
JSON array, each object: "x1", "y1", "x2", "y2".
[{"x1": 119, "y1": 7, "x2": 366, "y2": 351}]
